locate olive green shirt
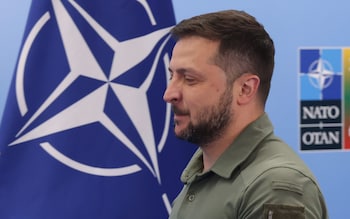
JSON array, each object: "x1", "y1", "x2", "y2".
[{"x1": 169, "y1": 113, "x2": 328, "y2": 219}]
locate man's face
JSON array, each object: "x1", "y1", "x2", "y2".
[{"x1": 163, "y1": 36, "x2": 233, "y2": 146}]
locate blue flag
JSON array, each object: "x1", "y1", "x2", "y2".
[{"x1": 0, "y1": 1, "x2": 195, "y2": 218}]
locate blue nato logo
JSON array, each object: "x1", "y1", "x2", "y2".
[
  {"x1": 299, "y1": 48, "x2": 342, "y2": 150},
  {"x1": 8, "y1": 0, "x2": 175, "y2": 213}
]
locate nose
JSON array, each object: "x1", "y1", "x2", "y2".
[{"x1": 163, "y1": 79, "x2": 181, "y2": 104}]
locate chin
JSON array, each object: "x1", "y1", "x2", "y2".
[
  {"x1": 174, "y1": 123, "x2": 188, "y2": 137},
  {"x1": 174, "y1": 126, "x2": 184, "y2": 136}
]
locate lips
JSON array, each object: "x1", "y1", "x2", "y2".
[
  {"x1": 172, "y1": 106, "x2": 189, "y2": 116},
  {"x1": 172, "y1": 106, "x2": 189, "y2": 126}
]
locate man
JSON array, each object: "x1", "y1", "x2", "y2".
[{"x1": 163, "y1": 10, "x2": 328, "y2": 219}]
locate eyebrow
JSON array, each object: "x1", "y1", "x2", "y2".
[{"x1": 168, "y1": 67, "x2": 192, "y2": 75}]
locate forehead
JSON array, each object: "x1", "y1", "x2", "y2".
[
  {"x1": 169, "y1": 36, "x2": 227, "y2": 83},
  {"x1": 171, "y1": 36, "x2": 219, "y2": 65}
]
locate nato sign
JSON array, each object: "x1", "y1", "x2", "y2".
[
  {"x1": 0, "y1": 1, "x2": 195, "y2": 219},
  {"x1": 299, "y1": 48, "x2": 350, "y2": 151}
]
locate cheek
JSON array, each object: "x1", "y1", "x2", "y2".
[
  {"x1": 183, "y1": 84, "x2": 226, "y2": 115},
  {"x1": 187, "y1": 99, "x2": 210, "y2": 121}
]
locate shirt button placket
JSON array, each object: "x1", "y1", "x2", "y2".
[{"x1": 188, "y1": 194, "x2": 195, "y2": 202}]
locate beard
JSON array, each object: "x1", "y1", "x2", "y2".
[{"x1": 173, "y1": 87, "x2": 233, "y2": 146}]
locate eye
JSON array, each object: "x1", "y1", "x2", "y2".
[{"x1": 184, "y1": 75, "x2": 196, "y2": 84}]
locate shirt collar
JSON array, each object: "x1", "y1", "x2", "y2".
[{"x1": 181, "y1": 113, "x2": 274, "y2": 183}]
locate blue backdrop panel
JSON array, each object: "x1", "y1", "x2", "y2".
[{"x1": 1, "y1": 1, "x2": 349, "y2": 218}]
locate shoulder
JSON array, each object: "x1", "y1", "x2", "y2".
[
  {"x1": 239, "y1": 136, "x2": 321, "y2": 199},
  {"x1": 236, "y1": 138, "x2": 327, "y2": 218},
  {"x1": 240, "y1": 133, "x2": 316, "y2": 185},
  {"x1": 237, "y1": 166, "x2": 327, "y2": 218}
]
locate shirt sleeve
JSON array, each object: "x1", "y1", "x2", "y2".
[{"x1": 237, "y1": 166, "x2": 328, "y2": 219}]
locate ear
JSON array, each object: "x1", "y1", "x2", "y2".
[{"x1": 236, "y1": 73, "x2": 260, "y2": 105}]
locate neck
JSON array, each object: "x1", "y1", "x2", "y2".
[
  {"x1": 200, "y1": 110, "x2": 264, "y2": 172},
  {"x1": 200, "y1": 129, "x2": 239, "y2": 172}
]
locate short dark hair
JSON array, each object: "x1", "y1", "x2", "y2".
[{"x1": 170, "y1": 10, "x2": 275, "y2": 105}]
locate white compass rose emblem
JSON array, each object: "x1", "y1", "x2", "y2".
[
  {"x1": 9, "y1": 0, "x2": 173, "y2": 187},
  {"x1": 307, "y1": 58, "x2": 335, "y2": 90}
]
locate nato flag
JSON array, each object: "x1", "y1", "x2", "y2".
[{"x1": 0, "y1": 1, "x2": 195, "y2": 218}]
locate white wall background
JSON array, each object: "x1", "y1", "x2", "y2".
[{"x1": 1, "y1": 1, "x2": 348, "y2": 218}]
